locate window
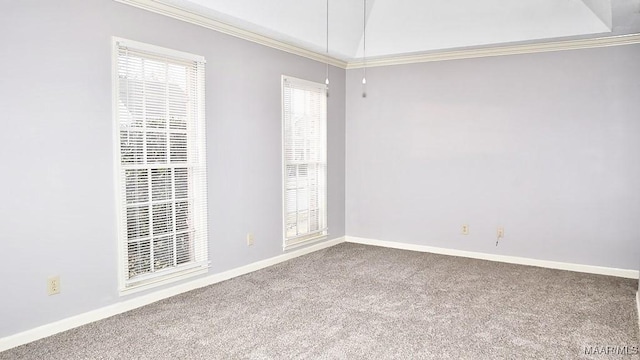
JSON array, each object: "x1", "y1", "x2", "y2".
[
  {"x1": 282, "y1": 76, "x2": 328, "y2": 249},
  {"x1": 113, "y1": 38, "x2": 208, "y2": 293}
]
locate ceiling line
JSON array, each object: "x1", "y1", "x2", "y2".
[
  {"x1": 115, "y1": 0, "x2": 640, "y2": 70},
  {"x1": 580, "y1": 0, "x2": 613, "y2": 30},
  {"x1": 346, "y1": 34, "x2": 640, "y2": 69}
]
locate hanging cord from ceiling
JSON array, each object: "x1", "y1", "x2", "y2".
[
  {"x1": 362, "y1": 0, "x2": 367, "y2": 98},
  {"x1": 325, "y1": 0, "x2": 330, "y2": 90}
]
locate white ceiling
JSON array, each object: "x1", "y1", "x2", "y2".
[{"x1": 161, "y1": 0, "x2": 619, "y2": 62}]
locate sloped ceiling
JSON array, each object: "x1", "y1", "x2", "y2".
[{"x1": 152, "y1": 0, "x2": 639, "y2": 62}]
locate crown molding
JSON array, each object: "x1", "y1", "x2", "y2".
[
  {"x1": 347, "y1": 34, "x2": 640, "y2": 69},
  {"x1": 115, "y1": 1, "x2": 640, "y2": 70},
  {"x1": 114, "y1": 0, "x2": 349, "y2": 69}
]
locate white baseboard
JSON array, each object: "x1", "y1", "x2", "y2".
[
  {"x1": 345, "y1": 236, "x2": 640, "y2": 280},
  {"x1": 0, "y1": 236, "x2": 345, "y2": 352},
  {"x1": 636, "y1": 291, "x2": 640, "y2": 334},
  {"x1": 2, "y1": 235, "x2": 635, "y2": 352}
]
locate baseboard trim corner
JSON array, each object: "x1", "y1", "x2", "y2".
[
  {"x1": 345, "y1": 236, "x2": 639, "y2": 280},
  {"x1": 0, "y1": 236, "x2": 345, "y2": 352}
]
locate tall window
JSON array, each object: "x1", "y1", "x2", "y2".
[
  {"x1": 282, "y1": 76, "x2": 328, "y2": 249},
  {"x1": 113, "y1": 38, "x2": 208, "y2": 292}
]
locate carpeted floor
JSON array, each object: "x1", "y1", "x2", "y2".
[{"x1": 2, "y1": 243, "x2": 639, "y2": 359}]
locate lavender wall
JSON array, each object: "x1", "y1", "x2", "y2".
[
  {"x1": 0, "y1": 0, "x2": 345, "y2": 338},
  {"x1": 1, "y1": 0, "x2": 638, "y2": 343},
  {"x1": 346, "y1": 45, "x2": 640, "y2": 271}
]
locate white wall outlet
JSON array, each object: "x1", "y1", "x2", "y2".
[
  {"x1": 461, "y1": 224, "x2": 469, "y2": 235},
  {"x1": 47, "y1": 276, "x2": 60, "y2": 296},
  {"x1": 497, "y1": 227, "x2": 505, "y2": 239},
  {"x1": 247, "y1": 232, "x2": 254, "y2": 246}
]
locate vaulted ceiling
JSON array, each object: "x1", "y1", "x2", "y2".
[{"x1": 146, "y1": 0, "x2": 640, "y2": 62}]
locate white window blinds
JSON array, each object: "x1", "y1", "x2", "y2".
[
  {"x1": 113, "y1": 38, "x2": 208, "y2": 292},
  {"x1": 282, "y1": 76, "x2": 328, "y2": 249}
]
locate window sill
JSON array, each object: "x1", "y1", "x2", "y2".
[
  {"x1": 283, "y1": 233, "x2": 328, "y2": 252},
  {"x1": 119, "y1": 265, "x2": 209, "y2": 296}
]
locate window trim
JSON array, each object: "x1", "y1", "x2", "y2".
[
  {"x1": 112, "y1": 37, "x2": 209, "y2": 295},
  {"x1": 280, "y1": 75, "x2": 328, "y2": 251}
]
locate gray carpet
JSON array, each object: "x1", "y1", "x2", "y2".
[{"x1": 2, "y1": 243, "x2": 638, "y2": 359}]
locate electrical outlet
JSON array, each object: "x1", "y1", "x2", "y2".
[
  {"x1": 47, "y1": 276, "x2": 60, "y2": 296},
  {"x1": 461, "y1": 224, "x2": 469, "y2": 235},
  {"x1": 247, "y1": 232, "x2": 254, "y2": 246},
  {"x1": 497, "y1": 227, "x2": 505, "y2": 239}
]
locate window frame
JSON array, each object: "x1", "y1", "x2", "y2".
[
  {"x1": 112, "y1": 37, "x2": 209, "y2": 295},
  {"x1": 281, "y1": 75, "x2": 328, "y2": 250}
]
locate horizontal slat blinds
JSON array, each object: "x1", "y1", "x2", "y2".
[
  {"x1": 114, "y1": 38, "x2": 208, "y2": 291},
  {"x1": 282, "y1": 76, "x2": 328, "y2": 249}
]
